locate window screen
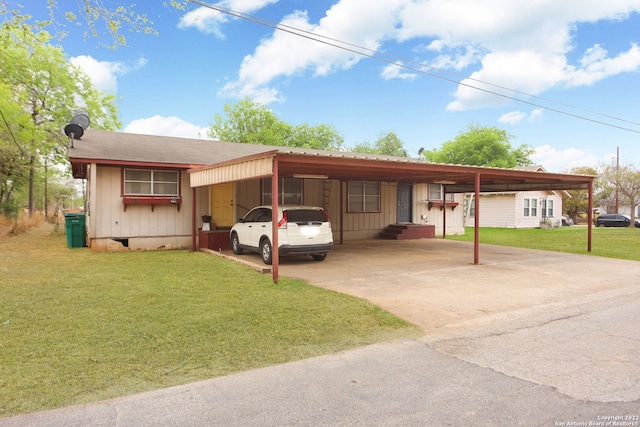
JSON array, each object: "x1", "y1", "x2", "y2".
[
  {"x1": 124, "y1": 169, "x2": 179, "y2": 196},
  {"x1": 348, "y1": 181, "x2": 380, "y2": 212}
]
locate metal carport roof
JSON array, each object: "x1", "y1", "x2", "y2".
[{"x1": 189, "y1": 149, "x2": 594, "y2": 283}]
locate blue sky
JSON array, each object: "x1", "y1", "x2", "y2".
[{"x1": 17, "y1": 1, "x2": 640, "y2": 172}]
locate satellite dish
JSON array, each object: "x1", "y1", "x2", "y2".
[
  {"x1": 64, "y1": 111, "x2": 90, "y2": 148},
  {"x1": 70, "y1": 111, "x2": 90, "y2": 130},
  {"x1": 64, "y1": 123, "x2": 84, "y2": 140},
  {"x1": 418, "y1": 147, "x2": 424, "y2": 156}
]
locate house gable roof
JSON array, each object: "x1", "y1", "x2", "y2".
[{"x1": 67, "y1": 129, "x2": 272, "y2": 169}]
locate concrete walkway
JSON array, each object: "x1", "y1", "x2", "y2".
[{"x1": 2, "y1": 239, "x2": 640, "y2": 426}]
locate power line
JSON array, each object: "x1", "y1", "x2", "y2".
[{"x1": 188, "y1": 0, "x2": 640, "y2": 134}]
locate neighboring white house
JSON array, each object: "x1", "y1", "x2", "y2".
[{"x1": 463, "y1": 166, "x2": 566, "y2": 228}]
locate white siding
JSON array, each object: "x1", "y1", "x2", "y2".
[
  {"x1": 464, "y1": 190, "x2": 565, "y2": 229},
  {"x1": 479, "y1": 194, "x2": 517, "y2": 228},
  {"x1": 413, "y1": 183, "x2": 465, "y2": 235},
  {"x1": 88, "y1": 166, "x2": 208, "y2": 251}
]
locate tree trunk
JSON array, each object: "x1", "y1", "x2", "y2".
[{"x1": 28, "y1": 154, "x2": 35, "y2": 217}]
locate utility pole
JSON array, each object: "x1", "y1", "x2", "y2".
[{"x1": 615, "y1": 146, "x2": 619, "y2": 214}]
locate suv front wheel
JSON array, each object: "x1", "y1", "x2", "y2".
[{"x1": 261, "y1": 238, "x2": 272, "y2": 265}]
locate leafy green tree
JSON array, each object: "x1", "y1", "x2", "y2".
[
  {"x1": 209, "y1": 99, "x2": 344, "y2": 150},
  {"x1": 423, "y1": 124, "x2": 533, "y2": 167},
  {"x1": 563, "y1": 166, "x2": 597, "y2": 223},
  {"x1": 288, "y1": 123, "x2": 343, "y2": 151},
  {"x1": 351, "y1": 132, "x2": 408, "y2": 156},
  {"x1": 0, "y1": 0, "x2": 163, "y2": 48},
  {"x1": 601, "y1": 163, "x2": 640, "y2": 227},
  {"x1": 0, "y1": 17, "x2": 120, "y2": 215},
  {"x1": 209, "y1": 98, "x2": 292, "y2": 146}
]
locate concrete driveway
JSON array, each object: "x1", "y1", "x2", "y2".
[
  {"x1": 274, "y1": 239, "x2": 631, "y2": 332},
  {"x1": 266, "y1": 238, "x2": 640, "y2": 403}
]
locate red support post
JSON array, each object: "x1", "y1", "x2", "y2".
[
  {"x1": 474, "y1": 173, "x2": 480, "y2": 265},
  {"x1": 588, "y1": 179, "x2": 593, "y2": 252},
  {"x1": 192, "y1": 187, "x2": 197, "y2": 252},
  {"x1": 442, "y1": 187, "x2": 447, "y2": 239},
  {"x1": 339, "y1": 180, "x2": 344, "y2": 245},
  {"x1": 271, "y1": 158, "x2": 279, "y2": 283}
]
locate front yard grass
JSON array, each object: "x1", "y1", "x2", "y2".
[
  {"x1": 446, "y1": 225, "x2": 640, "y2": 261},
  {"x1": 0, "y1": 224, "x2": 420, "y2": 417}
]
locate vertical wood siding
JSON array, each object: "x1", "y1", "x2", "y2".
[
  {"x1": 230, "y1": 179, "x2": 465, "y2": 239},
  {"x1": 190, "y1": 157, "x2": 272, "y2": 187},
  {"x1": 413, "y1": 183, "x2": 465, "y2": 235},
  {"x1": 91, "y1": 166, "x2": 204, "y2": 250}
]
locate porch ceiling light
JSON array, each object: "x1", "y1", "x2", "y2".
[{"x1": 434, "y1": 180, "x2": 456, "y2": 185}]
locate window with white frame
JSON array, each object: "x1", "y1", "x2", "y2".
[
  {"x1": 541, "y1": 199, "x2": 554, "y2": 218},
  {"x1": 124, "y1": 169, "x2": 179, "y2": 196},
  {"x1": 523, "y1": 197, "x2": 538, "y2": 217},
  {"x1": 348, "y1": 181, "x2": 380, "y2": 212},
  {"x1": 547, "y1": 199, "x2": 554, "y2": 217},
  {"x1": 465, "y1": 196, "x2": 476, "y2": 217},
  {"x1": 262, "y1": 178, "x2": 303, "y2": 205},
  {"x1": 428, "y1": 184, "x2": 454, "y2": 201}
]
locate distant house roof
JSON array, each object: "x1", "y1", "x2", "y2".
[{"x1": 517, "y1": 165, "x2": 546, "y2": 172}]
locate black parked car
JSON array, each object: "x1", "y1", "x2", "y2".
[
  {"x1": 595, "y1": 214, "x2": 640, "y2": 228},
  {"x1": 561, "y1": 216, "x2": 574, "y2": 226}
]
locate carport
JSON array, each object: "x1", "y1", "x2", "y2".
[{"x1": 189, "y1": 148, "x2": 594, "y2": 282}]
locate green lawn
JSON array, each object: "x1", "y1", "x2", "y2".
[
  {"x1": 446, "y1": 225, "x2": 640, "y2": 261},
  {"x1": 0, "y1": 224, "x2": 420, "y2": 417}
]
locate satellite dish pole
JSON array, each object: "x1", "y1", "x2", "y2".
[{"x1": 64, "y1": 111, "x2": 90, "y2": 149}]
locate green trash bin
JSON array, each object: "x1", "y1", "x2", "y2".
[{"x1": 64, "y1": 213, "x2": 86, "y2": 248}]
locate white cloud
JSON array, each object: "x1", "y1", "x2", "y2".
[
  {"x1": 178, "y1": 7, "x2": 228, "y2": 38},
  {"x1": 531, "y1": 144, "x2": 599, "y2": 172},
  {"x1": 530, "y1": 109, "x2": 543, "y2": 121},
  {"x1": 70, "y1": 55, "x2": 147, "y2": 94},
  {"x1": 498, "y1": 111, "x2": 527, "y2": 125},
  {"x1": 178, "y1": 0, "x2": 279, "y2": 37},
  {"x1": 125, "y1": 116, "x2": 211, "y2": 139},
  {"x1": 219, "y1": 1, "x2": 405, "y2": 101},
  {"x1": 381, "y1": 62, "x2": 417, "y2": 81},
  {"x1": 428, "y1": 46, "x2": 482, "y2": 71},
  {"x1": 565, "y1": 43, "x2": 640, "y2": 87},
  {"x1": 211, "y1": 0, "x2": 640, "y2": 109},
  {"x1": 404, "y1": 1, "x2": 640, "y2": 110},
  {"x1": 499, "y1": 108, "x2": 543, "y2": 124}
]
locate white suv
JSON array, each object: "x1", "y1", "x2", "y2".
[{"x1": 230, "y1": 206, "x2": 334, "y2": 265}]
